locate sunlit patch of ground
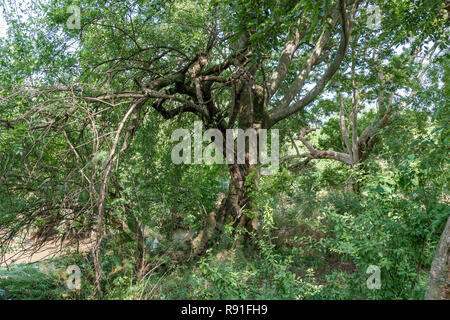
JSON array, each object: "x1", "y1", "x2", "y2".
[{"x1": 1, "y1": 234, "x2": 93, "y2": 267}]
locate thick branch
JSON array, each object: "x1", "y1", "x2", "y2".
[
  {"x1": 275, "y1": 4, "x2": 342, "y2": 110},
  {"x1": 267, "y1": 18, "x2": 305, "y2": 98},
  {"x1": 269, "y1": 0, "x2": 360, "y2": 126},
  {"x1": 293, "y1": 127, "x2": 353, "y2": 165}
]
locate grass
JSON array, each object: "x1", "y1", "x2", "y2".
[{"x1": 0, "y1": 261, "x2": 69, "y2": 300}]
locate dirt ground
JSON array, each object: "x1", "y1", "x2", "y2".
[{"x1": 0, "y1": 236, "x2": 93, "y2": 267}]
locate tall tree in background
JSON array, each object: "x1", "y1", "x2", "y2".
[{"x1": 283, "y1": 32, "x2": 443, "y2": 192}]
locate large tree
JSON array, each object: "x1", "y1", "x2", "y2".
[{"x1": 0, "y1": 0, "x2": 447, "y2": 291}]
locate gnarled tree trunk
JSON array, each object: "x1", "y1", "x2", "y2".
[{"x1": 191, "y1": 82, "x2": 266, "y2": 254}]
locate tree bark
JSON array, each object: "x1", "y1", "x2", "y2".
[
  {"x1": 191, "y1": 81, "x2": 266, "y2": 254},
  {"x1": 425, "y1": 215, "x2": 450, "y2": 300}
]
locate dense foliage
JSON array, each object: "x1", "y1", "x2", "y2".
[{"x1": 0, "y1": 0, "x2": 448, "y2": 300}]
